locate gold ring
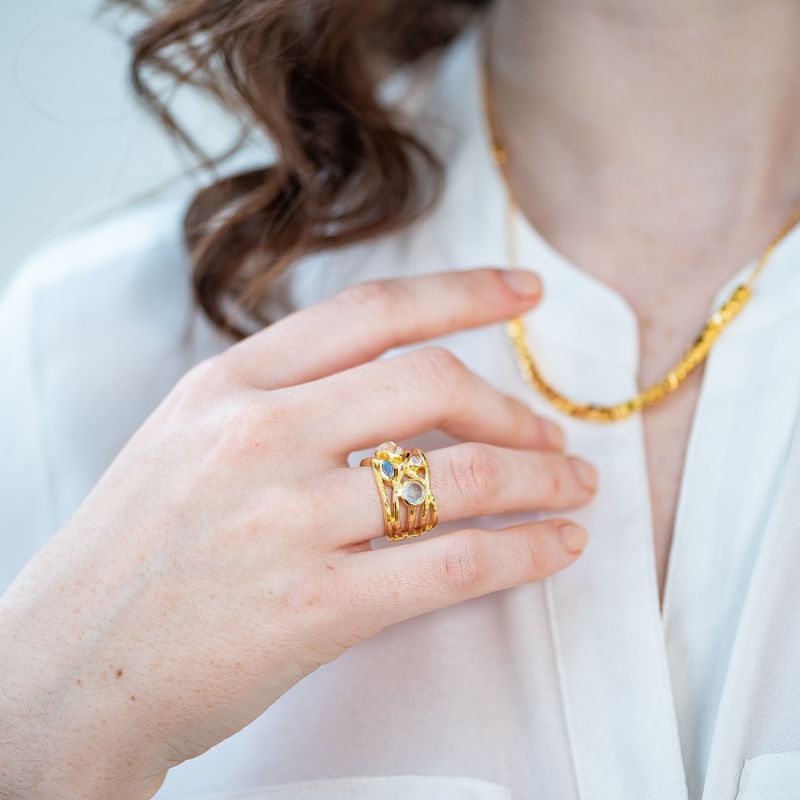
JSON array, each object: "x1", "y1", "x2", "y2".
[{"x1": 360, "y1": 441, "x2": 438, "y2": 541}]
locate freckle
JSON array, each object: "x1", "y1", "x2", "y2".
[
  {"x1": 234, "y1": 661, "x2": 242, "y2": 669},
  {"x1": 101, "y1": 719, "x2": 107, "y2": 726},
  {"x1": 129, "y1": 695, "x2": 136, "y2": 702},
  {"x1": 116, "y1": 668, "x2": 123, "y2": 678},
  {"x1": 326, "y1": 564, "x2": 335, "y2": 571},
  {"x1": 75, "y1": 678, "x2": 83, "y2": 687}
]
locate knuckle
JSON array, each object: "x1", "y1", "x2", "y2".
[
  {"x1": 543, "y1": 462, "x2": 564, "y2": 499},
  {"x1": 205, "y1": 392, "x2": 292, "y2": 462},
  {"x1": 534, "y1": 455, "x2": 567, "y2": 503},
  {"x1": 338, "y1": 279, "x2": 401, "y2": 313},
  {"x1": 338, "y1": 279, "x2": 434, "y2": 344},
  {"x1": 234, "y1": 393, "x2": 293, "y2": 446},
  {"x1": 183, "y1": 356, "x2": 224, "y2": 389},
  {"x1": 441, "y1": 532, "x2": 488, "y2": 594},
  {"x1": 212, "y1": 398, "x2": 263, "y2": 456},
  {"x1": 518, "y1": 534, "x2": 549, "y2": 579},
  {"x1": 168, "y1": 356, "x2": 232, "y2": 412},
  {"x1": 414, "y1": 346, "x2": 467, "y2": 403},
  {"x1": 454, "y1": 444, "x2": 498, "y2": 508}
]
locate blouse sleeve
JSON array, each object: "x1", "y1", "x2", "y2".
[{"x1": 0, "y1": 269, "x2": 56, "y2": 593}]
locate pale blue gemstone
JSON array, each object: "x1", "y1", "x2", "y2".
[
  {"x1": 401, "y1": 480, "x2": 425, "y2": 506},
  {"x1": 381, "y1": 460, "x2": 395, "y2": 479}
]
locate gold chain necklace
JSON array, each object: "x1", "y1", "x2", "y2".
[{"x1": 480, "y1": 46, "x2": 800, "y2": 423}]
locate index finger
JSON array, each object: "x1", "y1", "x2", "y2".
[{"x1": 221, "y1": 267, "x2": 541, "y2": 390}]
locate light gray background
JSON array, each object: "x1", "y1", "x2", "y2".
[{"x1": 1, "y1": 0, "x2": 247, "y2": 291}]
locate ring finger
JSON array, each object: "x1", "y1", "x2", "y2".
[{"x1": 330, "y1": 442, "x2": 597, "y2": 546}]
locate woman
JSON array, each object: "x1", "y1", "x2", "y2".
[{"x1": 2, "y1": 0, "x2": 800, "y2": 798}]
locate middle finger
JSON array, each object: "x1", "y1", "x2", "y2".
[{"x1": 290, "y1": 346, "x2": 565, "y2": 456}]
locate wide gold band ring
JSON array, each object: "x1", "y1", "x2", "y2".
[{"x1": 360, "y1": 441, "x2": 438, "y2": 541}]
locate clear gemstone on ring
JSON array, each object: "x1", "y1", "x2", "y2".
[
  {"x1": 408, "y1": 454, "x2": 424, "y2": 467},
  {"x1": 377, "y1": 441, "x2": 404, "y2": 460},
  {"x1": 400, "y1": 480, "x2": 425, "y2": 506}
]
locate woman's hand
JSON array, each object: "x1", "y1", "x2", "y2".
[{"x1": 0, "y1": 268, "x2": 597, "y2": 800}]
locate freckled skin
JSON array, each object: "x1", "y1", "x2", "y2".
[{"x1": 0, "y1": 268, "x2": 593, "y2": 799}]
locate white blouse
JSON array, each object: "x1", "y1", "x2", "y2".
[{"x1": 3, "y1": 21, "x2": 800, "y2": 800}]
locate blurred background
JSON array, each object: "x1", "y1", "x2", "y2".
[{"x1": 1, "y1": 0, "x2": 247, "y2": 291}]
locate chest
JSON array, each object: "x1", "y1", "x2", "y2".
[
  {"x1": 576, "y1": 246, "x2": 753, "y2": 610},
  {"x1": 639, "y1": 340, "x2": 705, "y2": 609}
]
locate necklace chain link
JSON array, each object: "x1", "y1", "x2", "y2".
[{"x1": 482, "y1": 39, "x2": 800, "y2": 422}]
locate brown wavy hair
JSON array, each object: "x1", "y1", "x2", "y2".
[{"x1": 108, "y1": 0, "x2": 491, "y2": 337}]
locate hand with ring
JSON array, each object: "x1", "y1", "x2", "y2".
[{"x1": 0, "y1": 268, "x2": 597, "y2": 800}]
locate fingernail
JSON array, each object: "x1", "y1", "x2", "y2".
[
  {"x1": 569, "y1": 457, "x2": 598, "y2": 492},
  {"x1": 501, "y1": 269, "x2": 541, "y2": 298},
  {"x1": 542, "y1": 419, "x2": 565, "y2": 449},
  {"x1": 559, "y1": 523, "x2": 588, "y2": 555}
]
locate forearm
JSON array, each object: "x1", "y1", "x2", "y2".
[{"x1": 0, "y1": 561, "x2": 165, "y2": 800}]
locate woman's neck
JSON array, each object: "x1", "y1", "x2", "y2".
[{"x1": 486, "y1": 0, "x2": 800, "y2": 242}]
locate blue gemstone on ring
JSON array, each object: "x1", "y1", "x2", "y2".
[{"x1": 380, "y1": 460, "x2": 395, "y2": 479}]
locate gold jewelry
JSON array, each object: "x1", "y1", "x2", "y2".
[
  {"x1": 361, "y1": 441, "x2": 438, "y2": 540},
  {"x1": 480, "y1": 38, "x2": 800, "y2": 422}
]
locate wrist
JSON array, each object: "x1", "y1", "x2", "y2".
[
  {"x1": 0, "y1": 683, "x2": 166, "y2": 800},
  {"x1": 0, "y1": 603, "x2": 164, "y2": 800},
  {"x1": 0, "y1": 735, "x2": 165, "y2": 800}
]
